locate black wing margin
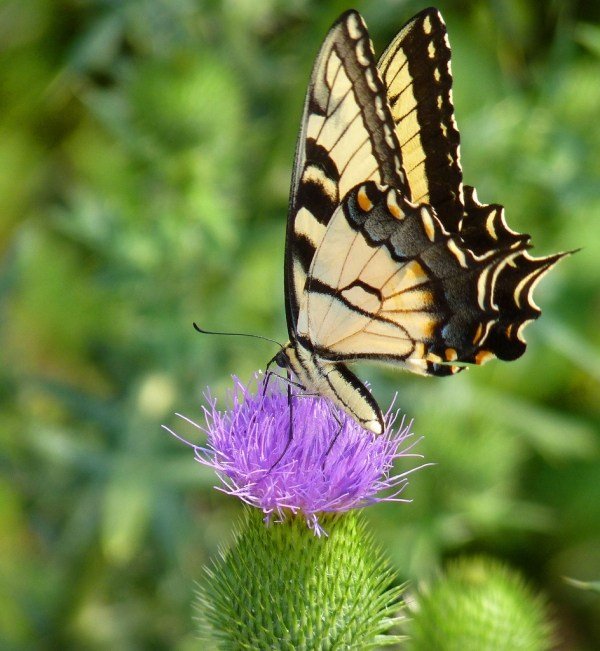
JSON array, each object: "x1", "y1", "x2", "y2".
[{"x1": 379, "y1": 7, "x2": 463, "y2": 232}]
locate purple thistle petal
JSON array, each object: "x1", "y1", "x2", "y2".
[{"x1": 164, "y1": 374, "x2": 428, "y2": 535}]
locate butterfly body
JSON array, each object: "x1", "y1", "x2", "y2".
[
  {"x1": 277, "y1": 338, "x2": 384, "y2": 434},
  {"x1": 278, "y1": 8, "x2": 567, "y2": 432}
]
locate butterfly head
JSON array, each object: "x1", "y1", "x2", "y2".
[
  {"x1": 268, "y1": 342, "x2": 302, "y2": 375},
  {"x1": 267, "y1": 342, "x2": 311, "y2": 394},
  {"x1": 272, "y1": 347, "x2": 290, "y2": 370}
]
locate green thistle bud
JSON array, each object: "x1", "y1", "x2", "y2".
[
  {"x1": 197, "y1": 509, "x2": 405, "y2": 649},
  {"x1": 406, "y1": 556, "x2": 554, "y2": 651}
]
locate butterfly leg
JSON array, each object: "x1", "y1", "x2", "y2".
[
  {"x1": 262, "y1": 371, "x2": 305, "y2": 395},
  {"x1": 267, "y1": 370, "x2": 296, "y2": 471},
  {"x1": 323, "y1": 409, "x2": 344, "y2": 463},
  {"x1": 261, "y1": 357, "x2": 277, "y2": 397}
]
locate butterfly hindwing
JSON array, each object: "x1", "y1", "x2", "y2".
[
  {"x1": 302, "y1": 181, "x2": 565, "y2": 376},
  {"x1": 285, "y1": 10, "x2": 406, "y2": 336}
]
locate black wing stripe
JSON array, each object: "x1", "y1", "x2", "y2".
[
  {"x1": 297, "y1": 180, "x2": 337, "y2": 226},
  {"x1": 309, "y1": 277, "x2": 413, "y2": 332},
  {"x1": 294, "y1": 233, "x2": 317, "y2": 275},
  {"x1": 378, "y1": 7, "x2": 463, "y2": 231}
]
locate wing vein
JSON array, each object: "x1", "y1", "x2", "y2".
[
  {"x1": 328, "y1": 111, "x2": 361, "y2": 154},
  {"x1": 406, "y1": 157, "x2": 426, "y2": 174},
  {"x1": 385, "y1": 56, "x2": 409, "y2": 88},
  {"x1": 337, "y1": 134, "x2": 371, "y2": 176},
  {"x1": 394, "y1": 104, "x2": 417, "y2": 124}
]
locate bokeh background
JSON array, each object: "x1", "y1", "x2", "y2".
[{"x1": 1, "y1": 0, "x2": 599, "y2": 648}]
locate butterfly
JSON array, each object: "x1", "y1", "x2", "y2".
[{"x1": 271, "y1": 7, "x2": 567, "y2": 435}]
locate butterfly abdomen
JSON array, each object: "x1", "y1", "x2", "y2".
[{"x1": 282, "y1": 340, "x2": 384, "y2": 435}]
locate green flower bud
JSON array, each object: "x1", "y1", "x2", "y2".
[
  {"x1": 406, "y1": 556, "x2": 554, "y2": 651},
  {"x1": 197, "y1": 509, "x2": 405, "y2": 649}
]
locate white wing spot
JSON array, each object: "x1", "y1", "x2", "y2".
[
  {"x1": 513, "y1": 257, "x2": 545, "y2": 311},
  {"x1": 428, "y1": 42, "x2": 436, "y2": 58},
  {"x1": 420, "y1": 208, "x2": 436, "y2": 242},
  {"x1": 517, "y1": 319, "x2": 534, "y2": 342},
  {"x1": 394, "y1": 157, "x2": 405, "y2": 182},
  {"x1": 479, "y1": 320, "x2": 495, "y2": 345},
  {"x1": 365, "y1": 68, "x2": 378, "y2": 93},
  {"x1": 356, "y1": 40, "x2": 370, "y2": 67},
  {"x1": 499, "y1": 207, "x2": 519, "y2": 235},
  {"x1": 477, "y1": 267, "x2": 491, "y2": 310},
  {"x1": 375, "y1": 95, "x2": 386, "y2": 120},
  {"x1": 384, "y1": 124, "x2": 396, "y2": 149},
  {"x1": 447, "y1": 239, "x2": 468, "y2": 268},
  {"x1": 346, "y1": 13, "x2": 363, "y2": 40},
  {"x1": 423, "y1": 16, "x2": 433, "y2": 34},
  {"x1": 486, "y1": 211, "x2": 498, "y2": 240}
]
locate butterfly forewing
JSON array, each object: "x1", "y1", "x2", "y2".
[
  {"x1": 378, "y1": 7, "x2": 463, "y2": 232},
  {"x1": 285, "y1": 10, "x2": 406, "y2": 336}
]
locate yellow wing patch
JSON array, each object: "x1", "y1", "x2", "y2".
[{"x1": 304, "y1": 202, "x2": 442, "y2": 364}]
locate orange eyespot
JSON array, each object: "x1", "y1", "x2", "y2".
[
  {"x1": 475, "y1": 350, "x2": 495, "y2": 365},
  {"x1": 444, "y1": 347, "x2": 457, "y2": 361},
  {"x1": 357, "y1": 185, "x2": 373, "y2": 212},
  {"x1": 386, "y1": 190, "x2": 403, "y2": 219}
]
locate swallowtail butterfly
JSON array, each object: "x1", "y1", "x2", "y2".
[{"x1": 273, "y1": 8, "x2": 567, "y2": 434}]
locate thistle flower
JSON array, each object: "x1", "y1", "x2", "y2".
[
  {"x1": 167, "y1": 373, "x2": 424, "y2": 535},
  {"x1": 166, "y1": 373, "x2": 426, "y2": 648}
]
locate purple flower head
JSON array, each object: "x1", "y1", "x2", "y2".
[{"x1": 166, "y1": 374, "x2": 426, "y2": 535}]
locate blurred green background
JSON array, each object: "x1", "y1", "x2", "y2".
[{"x1": 1, "y1": 0, "x2": 599, "y2": 648}]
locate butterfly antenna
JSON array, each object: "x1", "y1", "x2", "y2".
[{"x1": 193, "y1": 323, "x2": 284, "y2": 349}]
